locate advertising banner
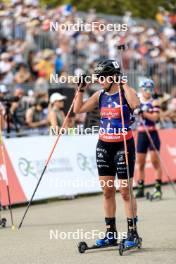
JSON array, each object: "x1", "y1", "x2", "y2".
[{"x1": 0, "y1": 130, "x2": 175, "y2": 205}]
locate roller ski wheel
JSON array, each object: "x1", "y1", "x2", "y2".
[
  {"x1": 78, "y1": 241, "x2": 88, "y2": 253},
  {"x1": 137, "y1": 237, "x2": 142, "y2": 248},
  {"x1": 0, "y1": 218, "x2": 7, "y2": 228},
  {"x1": 146, "y1": 191, "x2": 162, "y2": 201},
  {"x1": 119, "y1": 243, "x2": 124, "y2": 256},
  {"x1": 146, "y1": 191, "x2": 153, "y2": 201}
]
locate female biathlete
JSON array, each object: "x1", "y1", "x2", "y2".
[
  {"x1": 135, "y1": 79, "x2": 162, "y2": 199},
  {"x1": 74, "y1": 59, "x2": 141, "y2": 247}
]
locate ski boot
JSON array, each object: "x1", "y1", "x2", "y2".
[
  {"x1": 119, "y1": 229, "x2": 142, "y2": 256},
  {"x1": 78, "y1": 230, "x2": 118, "y2": 253},
  {"x1": 146, "y1": 180, "x2": 162, "y2": 201},
  {"x1": 135, "y1": 181, "x2": 145, "y2": 198},
  {"x1": 96, "y1": 230, "x2": 118, "y2": 246}
]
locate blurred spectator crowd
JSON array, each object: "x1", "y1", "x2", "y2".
[{"x1": 0, "y1": 0, "x2": 176, "y2": 135}]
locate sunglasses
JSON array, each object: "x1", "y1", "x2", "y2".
[{"x1": 143, "y1": 88, "x2": 152, "y2": 93}]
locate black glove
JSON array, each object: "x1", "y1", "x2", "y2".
[
  {"x1": 77, "y1": 74, "x2": 87, "y2": 92},
  {"x1": 141, "y1": 104, "x2": 150, "y2": 112},
  {"x1": 134, "y1": 108, "x2": 143, "y2": 115},
  {"x1": 134, "y1": 104, "x2": 150, "y2": 116}
]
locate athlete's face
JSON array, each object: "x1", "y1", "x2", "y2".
[
  {"x1": 142, "y1": 88, "x2": 152, "y2": 100},
  {"x1": 97, "y1": 76, "x2": 113, "y2": 90}
]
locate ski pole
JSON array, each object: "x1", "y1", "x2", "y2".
[
  {"x1": 117, "y1": 44, "x2": 136, "y2": 230},
  {"x1": 0, "y1": 114, "x2": 15, "y2": 229},
  {"x1": 18, "y1": 89, "x2": 80, "y2": 229}
]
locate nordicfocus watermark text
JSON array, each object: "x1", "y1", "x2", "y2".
[
  {"x1": 48, "y1": 178, "x2": 128, "y2": 190},
  {"x1": 50, "y1": 21, "x2": 127, "y2": 32},
  {"x1": 50, "y1": 126, "x2": 128, "y2": 136},
  {"x1": 50, "y1": 74, "x2": 128, "y2": 85},
  {"x1": 50, "y1": 229, "x2": 127, "y2": 240}
]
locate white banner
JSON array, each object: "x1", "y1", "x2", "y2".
[
  {"x1": 2, "y1": 129, "x2": 176, "y2": 205},
  {"x1": 4, "y1": 134, "x2": 101, "y2": 201}
]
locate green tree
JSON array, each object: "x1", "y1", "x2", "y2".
[{"x1": 40, "y1": 0, "x2": 175, "y2": 18}]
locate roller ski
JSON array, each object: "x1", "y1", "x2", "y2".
[
  {"x1": 146, "y1": 180, "x2": 162, "y2": 201},
  {"x1": 119, "y1": 229, "x2": 142, "y2": 256},
  {"x1": 78, "y1": 230, "x2": 119, "y2": 253}
]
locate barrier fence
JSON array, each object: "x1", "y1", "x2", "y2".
[
  {"x1": 0, "y1": 13, "x2": 175, "y2": 94},
  {"x1": 2, "y1": 65, "x2": 175, "y2": 95},
  {"x1": 0, "y1": 129, "x2": 175, "y2": 206}
]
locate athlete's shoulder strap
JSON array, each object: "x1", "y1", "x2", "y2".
[
  {"x1": 120, "y1": 84, "x2": 134, "y2": 114},
  {"x1": 98, "y1": 89, "x2": 106, "y2": 108}
]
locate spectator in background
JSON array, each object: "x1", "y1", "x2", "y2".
[
  {"x1": 168, "y1": 98, "x2": 176, "y2": 127},
  {"x1": 0, "y1": 84, "x2": 7, "y2": 130},
  {"x1": 0, "y1": 85, "x2": 7, "y2": 130},
  {"x1": 27, "y1": 50, "x2": 38, "y2": 79},
  {"x1": 0, "y1": 84, "x2": 8, "y2": 98},
  {"x1": 33, "y1": 49, "x2": 54, "y2": 80},
  {"x1": 0, "y1": 52, "x2": 14, "y2": 85},
  {"x1": 0, "y1": 106, "x2": 5, "y2": 130},
  {"x1": 0, "y1": 38, "x2": 8, "y2": 54},
  {"x1": 11, "y1": 88, "x2": 28, "y2": 130},
  {"x1": 159, "y1": 93, "x2": 173, "y2": 128},
  {"x1": 24, "y1": 0, "x2": 39, "y2": 7},
  {"x1": 48, "y1": 93, "x2": 66, "y2": 134},
  {"x1": 155, "y1": 7, "x2": 165, "y2": 26},
  {"x1": 158, "y1": 87, "x2": 176, "y2": 128},
  {"x1": 14, "y1": 63, "x2": 31, "y2": 84},
  {"x1": 34, "y1": 71, "x2": 49, "y2": 96},
  {"x1": 123, "y1": 11, "x2": 133, "y2": 26},
  {"x1": 54, "y1": 48, "x2": 64, "y2": 76},
  {"x1": 0, "y1": 0, "x2": 175, "y2": 136},
  {"x1": 25, "y1": 99, "x2": 48, "y2": 130}
]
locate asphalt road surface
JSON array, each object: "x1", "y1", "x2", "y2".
[{"x1": 0, "y1": 185, "x2": 176, "y2": 264}]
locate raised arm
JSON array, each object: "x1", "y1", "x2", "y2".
[
  {"x1": 73, "y1": 90, "x2": 100, "y2": 114},
  {"x1": 122, "y1": 84, "x2": 140, "y2": 110}
]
